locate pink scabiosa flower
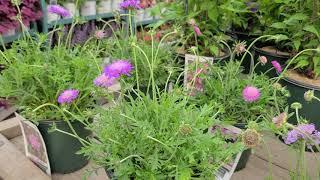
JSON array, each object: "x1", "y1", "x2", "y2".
[
  {"x1": 242, "y1": 86, "x2": 261, "y2": 102},
  {"x1": 271, "y1": 60, "x2": 282, "y2": 73},
  {"x1": 48, "y1": 5, "x2": 71, "y2": 17},
  {"x1": 95, "y1": 30, "x2": 106, "y2": 40},
  {"x1": 57, "y1": 89, "x2": 79, "y2": 104},
  {"x1": 103, "y1": 60, "x2": 134, "y2": 78},
  {"x1": 193, "y1": 25, "x2": 202, "y2": 36},
  {"x1": 259, "y1": 56, "x2": 267, "y2": 65},
  {"x1": 94, "y1": 74, "x2": 116, "y2": 88},
  {"x1": 272, "y1": 112, "x2": 287, "y2": 128},
  {"x1": 234, "y1": 41, "x2": 247, "y2": 56},
  {"x1": 120, "y1": 0, "x2": 141, "y2": 10}
]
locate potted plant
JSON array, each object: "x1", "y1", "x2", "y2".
[
  {"x1": 80, "y1": 90, "x2": 244, "y2": 179},
  {"x1": 187, "y1": 59, "x2": 288, "y2": 171},
  {"x1": 0, "y1": 37, "x2": 102, "y2": 173}
]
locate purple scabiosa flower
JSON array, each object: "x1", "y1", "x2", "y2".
[
  {"x1": 103, "y1": 60, "x2": 134, "y2": 78},
  {"x1": 272, "y1": 112, "x2": 287, "y2": 128},
  {"x1": 57, "y1": 89, "x2": 79, "y2": 104},
  {"x1": 259, "y1": 56, "x2": 267, "y2": 65},
  {"x1": 246, "y1": 1, "x2": 259, "y2": 13},
  {"x1": 242, "y1": 86, "x2": 261, "y2": 102},
  {"x1": 94, "y1": 30, "x2": 106, "y2": 40},
  {"x1": 271, "y1": 60, "x2": 282, "y2": 73},
  {"x1": 193, "y1": 25, "x2": 202, "y2": 36},
  {"x1": 94, "y1": 74, "x2": 116, "y2": 88},
  {"x1": 284, "y1": 124, "x2": 316, "y2": 144},
  {"x1": 120, "y1": 0, "x2": 141, "y2": 10},
  {"x1": 48, "y1": 5, "x2": 71, "y2": 17}
]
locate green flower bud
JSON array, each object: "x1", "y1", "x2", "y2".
[{"x1": 290, "y1": 102, "x2": 302, "y2": 110}]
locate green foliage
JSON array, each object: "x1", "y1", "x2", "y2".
[
  {"x1": 190, "y1": 61, "x2": 288, "y2": 124},
  {"x1": 81, "y1": 92, "x2": 243, "y2": 179},
  {"x1": 0, "y1": 37, "x2": 102, "y2": 122}
]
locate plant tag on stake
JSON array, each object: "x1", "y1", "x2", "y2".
[
  {"x1": 184, "y1": 54, "x2": 213, "y2": 94},
  {"x1": 215, "y1": 151, "x2": 243, "y2": 180},
  {"x1": 16, "y1": 113, "x2": 51, "y2": 175}
]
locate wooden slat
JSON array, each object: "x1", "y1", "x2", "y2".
[
  {"x1": 0, "y1": 116, "x2": 21, "y2": 139},
  {"x1": 0, "y1": 106, "x2": 17, "y2": 122},
  {"x1": 254, "y1": 132, "x2": 320, "y2": 179},
  {"x1": 232, "y1": 155, "x2": 290, "y2": 180},
  {"x1": 0, "y1": 134, "x2": 50, "y2": 180}
]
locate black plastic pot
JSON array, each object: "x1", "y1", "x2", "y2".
[
  {"x1": 227, "y1": 30, "x2": 260, "y2": 43},
  {"x1": 253, "y1": 43, "x2": 291, "y2": 78},
  {"x1": 233, "y1": 123, "x2": 251, "y2": 172},
  {"x1": 38, "y1": 120, "x2": 91, "y2": 173},
  {"x1": 280, "y1": 75, "x2": 320, "y2": 129}
]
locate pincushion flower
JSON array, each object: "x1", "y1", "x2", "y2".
[
  {"x1": 120, "y1": 0, "x2": 141, "y2": 10},
  {"x1": 234, "y1": 41, "x2": 247, "y2": 56},
  {"x1": 103, "y1": 60, "x2": 134, "y2": 78},
  {"x1": 284, "y1": 124, "x2": 318, "y2": 145},
  {"x1": 95, "y1": 30, "x2": 106, "y2": 40},
  {"x1": 272, "y1": 113, "x2": 287, "y2": 128},
  {"x1": 271, "y1": 60, "x2": 282, "y2": 73},
  {"x1": 94, "y1": 74, "x2": 116, "y2": 88},
  {"x1": 193, "y1": 26, "x2": 202, "y2": 36},
  {"x1": 48, "y1": 5, "x2": 70, "y2": 17},
  {"x1": 242, "y1": 86, "x2": 260, "y2": 102},
  {"x1": 57, "y1": 89, "x2": 79, "y2": 104},
  {"x1": 259, "y1": 56, "x2": 267, "y2": 65}
]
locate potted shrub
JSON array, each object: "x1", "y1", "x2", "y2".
[
  {"x1": 0, "y1": 37, "x2": 102, "y2": 173},
  {"x1": 80, "y1": 91, "x2": 244, "y2": 179},
  {"x1": 187, "y1": 60, "x2": 288, "y2": 171}
]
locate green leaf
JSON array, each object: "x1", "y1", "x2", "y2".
[
  {"x1": 303, "y1": 25, "x2": 320, "y2": 39},
  {"x1": 209, "y1": 45, "x2": 219, "y2": 56},
  {"x1": 271, "y1": 22, "x2": 286, "y2": 29},
  {"x1": 313, "y1": 56, "x2": 320, "y2": 70},
  {"x1": 178, "y1": 168, "x2": 192, "y2": 180},
  {"x1": 208, "y1": 10, "x2": 218, "y2": 23},
  {"x1": 294, "y1": 59, "x2": 309, "y2": 69},
  {"x1": 293, "y1": 40, "x2": 301, "y2": 51}
]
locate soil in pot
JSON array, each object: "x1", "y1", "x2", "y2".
[
  {"x1": 253, "y1": 42, "x2": 291, "y2": 77},
  {"x1": 280, "y1": 70, "x2": 320, "y2": 129},
  {"x1": 38, "y1": 120, "x2": 91, "y2": 173}
]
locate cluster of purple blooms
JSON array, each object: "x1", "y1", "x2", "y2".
[
  {"x1": 57, "y1": 60, "x2": 133, "y2": 105},
  {"x1": 119, "y1": 0, "x2": 141, "y2": 10},
  {"x1": 94, "y1": 60, "x2": 134, "y2": 88},
  {"x1": 285, "y1": 124, "x2": 320, "y2": 146},
  {"x1": 47, "y1": 5, "x2": 70, "y2": 18}
]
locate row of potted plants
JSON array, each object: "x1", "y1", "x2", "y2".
[{"x1": 0, "y1": 0, "x2": 319, "y2": 179}]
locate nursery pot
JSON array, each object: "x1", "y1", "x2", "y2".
[
  {"x1": 38, "y1": 120, "x2": 91, "y2": 173},
  {"x1": 233, "y1": 123, "x2": 251, "y2": 172},
  {"x1": 280, "y1": 71, "x2": 320, "y2": 129},
  {"x1": 253, "y1": 42, "x2": 291, "y2": 77},
  {"x1": 227, "y1": 30, "x2": 260, "y2": 43},
  {"x1": 80, "y1": 0, "x2": 97, "y2": 16},
  {"x1": 97, "y1": 0, "x2": 112, "y2": 14},
  {"x1": 63, "y1": 2, "x2": 79, "y2": 18}
]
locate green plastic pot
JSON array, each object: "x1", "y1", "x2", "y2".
[
  {"x1": 280, "y1": 76, "x2": 320, "y2": 129},
  {"x1": 253, "y1": 44, "x2": 290, "y2": 78},
  {"x1": 38, "y1": 120, "x2": 91, "y2": 173},
  {"x1": 234, "y1": 123, "x2": 251, "y2": 172}
]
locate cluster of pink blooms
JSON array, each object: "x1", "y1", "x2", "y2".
[
  {"x1": 187, "y1": 63, "x2": 208, "y2": 96},
  {"x1": 189, "y1": 19, "x2": 202, "y2": 36}
]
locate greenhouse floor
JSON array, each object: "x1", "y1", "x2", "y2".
[{"x1": 1, "y1": 118, "x2": 319, "y2": 180}]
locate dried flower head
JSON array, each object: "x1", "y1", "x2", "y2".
[
  {"x1": 95, "y1": 30, "x2": 106, "y2": 40},
  {"x1": 259, "y1": 56, "x2": 267, "y2": 65},
  {"x1": 179, "y1": 124, "x2": 192, "y2": 135},
  {"x1": 272, "y1": 113, "x2": 287, "y2": 128},
  {"x1": 103, "y1": 60, "x2": 134, "y2": 78},
  {"x1": 242, "y1": 86, "x2": 261, "y2": 102},
  {"x1": 57, "y1": 89, "x2": 79, "y2": 104},
  {"x1": 233, "y1": 41, "x2": 246, "y2": 56},
  {"x1": 242, "y1": 129, "x2": 261, "y2": 148},
  {"x1": 48, "y1": 5, "x2": 70, "y2": 17},
  {"x1": 94, "y1": 74, "x2": 116, "y2": 88},
  {"x1": 120, "y1": 0, "x2": 141, "y2": 10},
  {"x1": 271, "y1": 60, "x2": 282, "y2": 73},
  {"x1": 304, "y1": 90, "x2": 314, "y2": 102}
]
